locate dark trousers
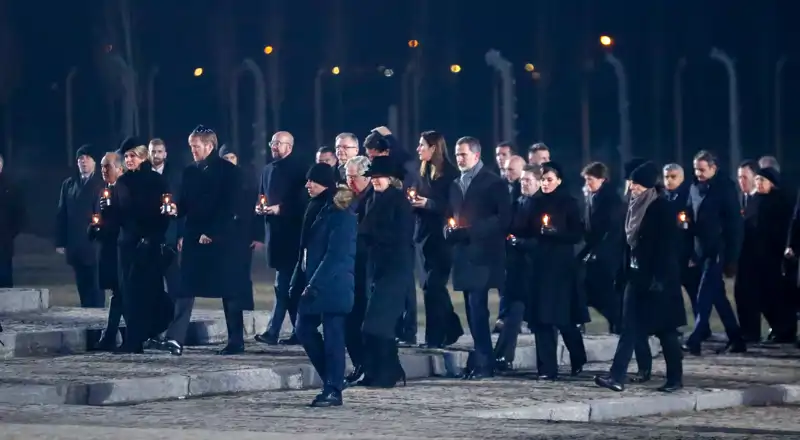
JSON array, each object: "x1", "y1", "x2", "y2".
[
  {"x1": 165, "y1": 297, "x2": 195, "y2": 345},
  {"x1": 533, "y1": 324, "x2": 587, "y2": 376},
  {"x1": 164, "y1": 257, "x2": 182, "y2": 298},
  {"x1": 0, "y1": 251, "x2": 12, "y2": 288},
  {"x1": 497, "y1": 287, "x2": 508, "y2": 321},
  {"x1": 101, "y1": 289, "x2": 123, "y2": 341},
  {"x1": 345, "y1": 287, "x2": 368, "y2": 367},
  {"x1": 396, "y1": 278, "x2": 418, "y2": 342},
  {"x1": 585, "y1": 262, "x2": 620, "y2": 330},
  {"x1": 417, "y1": 242, "x2": 463, "y2": 346},
  {"x1": 610, "y1": 325, "x2": 683, "y2": 384},
  {"x1": 72, "y1": 262, "x2": 104, "y2": 308},
  {"x1": 462, "y1": 288, "x2": 493, "y2": 372},
  {"x1": 296, "y1": 312, "x2": 347, "y2": 393},
  {"x1": 494, "y1": 301, "x2": 524, "y2": 362},
  {"x1": 761, "y1": 276, "x2": 798, "y2": 340},
  {"x1": 734, "y1": 268, "x2": 762, "y2": 341},
  {"x1": 266, "y1": 268, "x2": 294, "y2": 337},
  {"x1": 223, "y1": 298, "x2": 245, "y2": 346},
  {"x1": 686, "y1": 258, "x2": 741, "y2": 346}
]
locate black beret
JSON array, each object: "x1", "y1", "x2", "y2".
[
  {"x1": 118, "y1": 137, "x2": 146, "y2": 155},
  {"x1": 218, "y1": 143, "x2": 238, "y2": 158},
  {"x1": 756, "y1": 166, "x2": 780, "y2": 187},
  {"x1": 541, "y1": 161, "x2": 564, "y2": 179},
  {"x1": 75, "y1": 144, "x2": 98, "y2": 161}
]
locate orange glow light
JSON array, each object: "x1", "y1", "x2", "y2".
[
  {"x1": 542, "y1": 214, "x2": 550, "y2": 227},
  {"x1": 448, "y1": 218, "x2": 456, "y2": 228}
]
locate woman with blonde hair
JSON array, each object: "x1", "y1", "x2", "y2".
[{"x1": 410, "y1": 130, "x2": 463, "y2": 348}]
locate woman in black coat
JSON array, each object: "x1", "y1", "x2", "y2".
[
  {"x1": 526, "y1": 162, "x2": 587, "y2": 379},
  {"x1": 410, "y1": 131, "x2": 464, "y2": 348},
  {"x1": 595, "y1": 162, "x2": 685, "y2": 393},
  {"x1": 107, "y1": 139, "x2": 173, "y2": 353},
  {"x1": 356, "y1": 156, "x2": 414, "y2": 388}
]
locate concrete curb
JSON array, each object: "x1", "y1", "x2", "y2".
[
  {"x1": 0, "y1": 288, "x2": 50, "y2": 313},
  {"x1": 468, "y1": 384, "x2": 800, "y2": 422},
  {"x1": 0, "y1": 311, "x2": 272, "y2": 359},
  {"x1": 7, "y1": 335, "x2": 649, "y2": 406}
]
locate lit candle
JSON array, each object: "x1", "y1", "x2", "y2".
[
  {"x1": 448, "y1": 218, "x2": 456, "y2": 228},
  {"x1": 259, "y1": 194, "x2": 267, "y2": 206},
  {"x1": 102, "y1": 189, "x2": 110, "y2": 199},
  {"x1": 91, "y1": 214, "x2": 100, "y2": 225},
  {"x1": 678, "y1": 211, "x2": 686, "y2": 223},
  {"x1": 507, "y1": 234, "x2": 516, "y2": 240},
  {"x1": 407, "y1": 188, "x2": 417, "y2": 200},
  {"x1": 542, "y1": 214, "x2": 550, "y2": 227},
  {"x1": 162, "y1": 193, "x2": 174, "y2": 215},
  {"x1": 163, "y1": 194, "x2": 171, "y2": 204}
]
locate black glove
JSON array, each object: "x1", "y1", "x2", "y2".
[
  {"x1": 582, "y1": 253, "x2": 597, "y2": 263},
  {"x1": 444, "y1": 226, "x2": 469, "y2": 243},
  {"x1": 86, "y1": 224, "x2": 101, "y2": 240},
  {"x1": 99, "y1": 197, "x2": 110, "y2": 211},
  {"x1": 648, "y1": 280, "x2": 664, "y2": 293}
]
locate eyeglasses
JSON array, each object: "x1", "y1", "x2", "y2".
[{"x1": 336, "y1": 144, "x2": 358, "y2": 151}]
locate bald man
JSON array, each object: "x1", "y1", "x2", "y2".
[
  {"x1": 494, "y1": 155, "x2": 527, "y2": 330},
  {"x1": 254, "y1": 130, "x2": 312, "y2": 346}
]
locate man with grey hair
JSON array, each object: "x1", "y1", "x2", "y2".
[
  {"x1": 758, "y1": 155, "x2": 780, "y2": 173},
  {"x1": 335, "y1": 133, "x2": 360, "y2": 181},
  {"x1": 0, "y1": 152, "x2": 26, "y2": 287},
  {"x1": 445, "y1": 136, "x2": 511, "y2": 379}
]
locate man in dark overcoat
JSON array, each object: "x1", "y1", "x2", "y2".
[
  {"x1": 149, "y1": 138, "x2": 184, "y2": 304},
  {"x1": 683, "y1": 150, "x2": 745, "y2": 355},
  {"x1": 55, "y1": 144, "x2": 106, "y2": 308},
  {"x1": 445, "y1": 136, "x2": 511, "y2": 380},
  {"x1": 595, "y1": 162, "x2": 685, "y2": 393},
  {"x1": 161, "y1": 126, "x2": 240, "y2": 356},
  {"x1": 254, "y1": 131, "x2": 310, "y2": 346},
  {"x1": 579, "y1": 162, "x2": 624, "y2": 333},
  {"x1": 0, "y1": 153, "x2": 25, "y2": 287},
  {"x1": 90, "y1": 152, "x2": 124, "y2": 351},
  {"x1": 292, "y1": 164, "x2": 357, "y2": 407},
  {"x1": 218, "y1": 144, "x2": 259, "y2": 354}
]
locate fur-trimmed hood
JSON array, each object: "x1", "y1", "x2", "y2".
[{"x1": 333, "y1": 184, "x2": 357, "y2": 210}]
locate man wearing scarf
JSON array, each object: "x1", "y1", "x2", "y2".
[
  {"x1": 595, "y1": 161, "x2": 685, "y2": 393},
  {"x1": 292, "y1": 163, "x2": 357, "y2": 407}
]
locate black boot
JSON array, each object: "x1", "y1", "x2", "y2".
[
  {"x1": 355, "y1": 334, "x2": 378, "y2": 387},
  {"x1": 345, "y1": 364, "x2": 365, "y2": 385},
  {"x1": 369, "y1": 338, "x2": 406, "y2": 388}
]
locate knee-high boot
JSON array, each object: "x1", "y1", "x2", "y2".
[
  {"x1": 356, "y1": 333, "x2": 379, "y2": 386},
  {"x1": 370, "y1": 337, "x2": 406, "y2": 388}
]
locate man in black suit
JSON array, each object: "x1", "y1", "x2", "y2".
[
  {"x1": 55, "y1": 144, "x2": 106, "y2": 308},
  {"x1": 683, "y1": 150, "x2": 745, "y2": 355},
  {"x1": 445, "y1": 136, "x2": 511, "y2": 380}
]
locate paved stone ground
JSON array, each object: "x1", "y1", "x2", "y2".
[{"x1": 1, "y1": 346, "x2": 799, "y2": 439}]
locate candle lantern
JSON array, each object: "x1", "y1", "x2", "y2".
[
  {"x1": 447, "y1": 217, "x2": 457, "y2": 229},
  {"x1": 507, "y1": 233, "x2": 517, "y2": 244},
  {"x1": 91, "y1": 214, "x2": 101, "y2": 225},
  {"x1": 678, "y1": 211, "x2": 689, "y2": 230},
  {"x1": 406, "y1": 188, "x2": 418, "y2": 201},
  {"x1": 541, "y1": 213, "x2": 554, "y2": 233},
  {"x1": 161, "y1": 193, "x2": 174, "y2": 215},
  {"x1": 100, "y1": 188, "x2": 111, "y2": 206}
]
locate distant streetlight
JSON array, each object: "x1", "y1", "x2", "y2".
[
  {"x1": 408, "y1": 39, "x2": 419, "y2": 48},
  {"x1": 450, "y1": 64, "x2": 461, "y2": 74},
  {"x1": 331, "y1": 66, "x2": 341, "y2": 75},
  {"x1": 263, "y1": 45, "x2": 274, "y2": 55},
  {"x1": 600, "y1": 35, "x2": 613, "y2": 47},
  {"x1": 193, "y1": 67, "x2": 204, "y2": 77},
  {"x1": 524, "y1": 63, "x2": 535, "y2": 72}
]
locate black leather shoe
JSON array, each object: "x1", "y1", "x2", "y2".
[
  {"x1": 570, "y1": 361, "x2": 586, "y2": 376},
  {"x1": 594, "y1": 375, "x2": 624, "y2": 392},
  {"x1": 630, "y1": 370, "x2": 652, "y2": 384},
  {"x1": 495, "y1": 358, "x2": 513, "y2": 372},
  {"x1": 345, "y1": 365, "x2": 365, "y2": 385},
  {"x1": 217, "y1": 344, "x2": 245, "y2": 355},
  {"x1": 113, "y1": 344, "x2": 144, "y2": 354},
  {"x1": 716, "y1": 341, "x2": 746, "y2": 354},
  {"x1": 310, "y1": 390, "x2": 343, "y2": 408},
  {"x1": 657, "y1": 382, "x2": 683, "y2": 393},
  {"x1": 278, "y1": 334, "x2": 300, "y2": 346},
  {"x1": 441, "y1": 330, "x2": 463, "y2": 347},
  {"x1": 143, "y1": 337, "x2": 164, "y2": 350},
  {"x1": 681, "y1": 343, "x2": 702, "y2": 356},
  {"x1": 93, "y1": 337, "x2": 118, "y2": 352},
  {"x1": 462, "y1": 369, "x2": 493, "y2": 381},
  {"x1": 254, "y1": 333, "x2": 279, "y2": 345},
  {"x1": 163, "y1": 339, "x2": 183, "y2": 356},
  {"x1": 537, "y1": 374, "x2": 559, "y2": 381}
]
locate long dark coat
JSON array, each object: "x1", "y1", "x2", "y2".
[
  {"x1": 227, "y1": 166, "x2": 260, "y2": 311},
  {"x1": 176, "y1": 153, "x2": 240, "y2": 299},
  {"x1": 158, "y1": 162, "x2": 183, "y2": 247},
  {"x1": 622, "y1": 195, "x2": 687, "y2": 334},
  {"x1": 0, "y1": 174, "x2": 25, "y2": 261},
  {"x1": 579, "y1": 181, "x2": 624, "y2": 274},
  {"x1": 259, "y1": 152, "x2": 309, "y2": 271},
  {"x1": 504, "y1": 195, "x2": 536, "y2": 304},
  {"x1": 89, "y1": 184, "x2": 120, "y2": 290},
  {"x1": 56, "y1": 172, "x2": 105, "y2": 266},
  {"x1": 352, "y1": 187, "x2": 372, "y2": 311},
  {"x1": 359, "y1": 185, "x2": 415, "y2": 339},
  {"x1": 526, "y1": 186, "x2": 588, "y2": 326},
  {"x1": 447, "y1": 165, "x2": 511, "y2": 291},
  {"x1": 746, "y1": 190, "x2": 792, "y2": 299},
  {"x1": 292, "y1": 187, "x2": 357, "y2": 316},
  {"x1": 413, "y1": 161, "x2": 458, "y2": 286},
  {"x1": 685, "y1": 174, "x2": 743, "y2": 267},
  {"x1": 110, "y1": 162, "x2": 173, "y2": 341}
]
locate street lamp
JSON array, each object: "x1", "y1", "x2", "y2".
[
  {"x1": 524, "y1": 63, "x2": 535, "y2": 72},
  {"x1": 193, "y1": 67, "x2": 204, "y2": 77},
  {"x1": 263, "y1": 45, "x2": 274, "y2": 55},
  {"x1": 450, "y1": 64, "x2": 461, "y2": 74},
  {"x1": 601, "y1": 36, "x2": 632, "y2": 171},
  {"x1": 331, "y1": 66, "x2": 341, "y2": 75}
]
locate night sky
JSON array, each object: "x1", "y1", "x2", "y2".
[{"x1": 0, "y1": 0, "x2": 797, "y2": 176}]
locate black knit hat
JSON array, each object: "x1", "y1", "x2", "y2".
[
  {"x1": 306, "y1": 163, "x2": 337, "y2": 188},
  {"x1": 218, "y1": 143, "x2": 237, "y2": 158},
  {"x1": 756, "y1": 166, "x2": 780, "y2": 187},
  {"x1": 629, "y1": 161, "x2": 660, "y2": 189},
  {"x1": 624, "y1": 157, "x2": 648, "y2": 180},
  {"x1": 75, "y1": 144, "x2": 99, "y2": 161}
]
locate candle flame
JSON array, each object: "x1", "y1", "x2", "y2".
[
  {"x1": 507, "y1": 234, "x2": 515, "y2": 240},
  {"x1": 102, "y1": 189, "x2": 110, "y2": 198},
  {"x1": 448, "y1": 218, "x2": 456, "y2": 228},
  {"x1": 163, "y1": 194, "x2": 171, "y2": 204},
  {"x1": 91, "y1": 214, "x2": 100, "y2": 224},
  {"x1": 542, "y1": 214, "x2": 550, "y2": 226},
  {"x1": 678, "y1": 211, "x2": 687, "y2": 222},
  {"x1": 407, "y1": 188, "x2": 416, "y2": 197}
]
